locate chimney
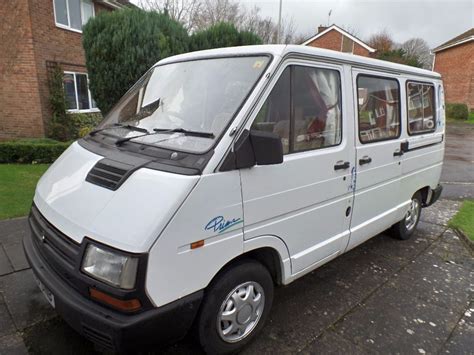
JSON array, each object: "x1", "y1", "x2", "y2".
[{"x1": 318, "y1": 25, "x2": 328, "y2": 34}]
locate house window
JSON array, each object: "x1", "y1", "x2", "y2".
[
  {"x1": 53, "y1": 0, "x2": 94, "y2": 32},
  {"x1": 342, "y1": 36, "x2": 354, "y2": 53},
  {"x1": 63, "y1": 72, "x2": 98, "y2": 112},
  {"x1": 407, "y1": 82, "x2": 436, "y2": 135}
]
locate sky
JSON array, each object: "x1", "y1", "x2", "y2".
[{"x1": 132, "y1": 0, "x2": 474, "y2": 48}]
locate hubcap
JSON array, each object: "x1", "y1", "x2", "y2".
[
  {"x1": 405, "y1": 198, "x2": 420, "y2": 232},
  {"x1": 217, "y1": 281, "x2": 265, "y2": 343}
]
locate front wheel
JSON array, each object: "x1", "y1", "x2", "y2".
[
  {"x1": 391, "y1": 192, "x2": 422, "y2": 240},
  {"x1": 196, "y1": 260, "x2": 274, "y2": 354}
]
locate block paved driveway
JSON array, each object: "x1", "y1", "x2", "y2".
[{"x1": 0, "y1": 122, "x2": 473, "y2": 354}]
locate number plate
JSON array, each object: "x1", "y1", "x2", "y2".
[{"x1": 34, "y1": 275, "x2": 55, "y2": 308}]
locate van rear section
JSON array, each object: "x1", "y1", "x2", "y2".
[{"x1": 24, "y1": 45, "x2": 444, "y2": 353}]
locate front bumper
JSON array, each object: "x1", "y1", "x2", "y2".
[{"x1": 23, "y1": 228, "x2": 203, "y2": 352}]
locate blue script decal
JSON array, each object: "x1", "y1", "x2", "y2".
[{"x1": 205, "y1": 216, "x2": 243, "y2": 234}]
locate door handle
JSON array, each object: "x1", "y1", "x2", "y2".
[
  {"x1": 393, "y1": 149, "x2": 404, "y2": 157},
  {"x1": 359, "y1": 156, "x2": 372, "y2": 165},
  {"x1": 334, "y1": 161, "x2": 350, "y2": 170}
]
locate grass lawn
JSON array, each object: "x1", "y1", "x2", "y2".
[
  {"x1": 449, "y1": 200, "x2": 474, "y2": 241},
  {"x1": 0, "y1": 164, "x2": 50, "y2": 220}
]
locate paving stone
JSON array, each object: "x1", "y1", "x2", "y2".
[
  {"x1": 375, "y1": 251, "x2": 473, "y2": 313},
  {"x1": 429, "y1": 238, "x2": 474, "y2": 271},
  {"x1": 357, "y1": 230, "x2": 434, "y2": 266},
  {"x1": 244, "y1": 274, "x2": 358, "y2": 353},
  {"x1": 334, "y1": 287, "x2": 461, "y2": 354},
  {"x1": 312, "y1": 244, "x2": 402, "y2": 300},
  {"x1": 0, "y1": 269, "x2": 56, "y2": 330},
  {"x1": 420, "y1": 200, "x2": 461, "y2": 226},
  {"x1": 22, "y1": 317, "x2": 99, "y2": 355},
  {"x1": 2, "y1": 242, "x2": 29, "y2": 271},
  {"x1": 301, "y1": 330, "x2": 370, "y2": 354},
  {"x1": 0, "y1": 334, "x2": 28, "y2": 355},
  {"x1": 0, "y1": 301, "x2": 16, "y2": 338},
  {"x1": 0, "y1": 247, "x2": 14, "y2": 276},
  {"x1": 414, "y1": 221, "x2": 447, "y2": 240},
  {"x1": 439, "y1": 228, "x2": 464, "y2": 245},
  {"x1": 441, "y1": 303, "x2": 474, "y2": 354},
  {"x1": 0, "y1": 218, "x2": 29, "y2": 246}
]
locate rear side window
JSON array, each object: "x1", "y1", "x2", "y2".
[
  {"x1": 407, "y1": 82, "x2": 436, "y2": 135},
  {"x1": 252, "y1": 65, "x2": 342, "y2": 154},
  {"x1": 357, "y1": 75, "x2": 400, "y2": 143}
]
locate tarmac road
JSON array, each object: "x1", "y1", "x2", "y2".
[{"x1": 441, "y1": 122, "x2": 474, "y2": 199}]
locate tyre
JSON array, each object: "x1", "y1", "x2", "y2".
[
  {"x1": 196, "y1": 260, "x2": 274, "y2": 354},
  {"x1": 391, "y1": 191, "x2": 422, "y2": 240}
]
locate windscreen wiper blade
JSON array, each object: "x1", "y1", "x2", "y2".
[
  {"x1": 90, "y1": 123, "x2": 149, "y2": 136},
  {"x1": 115, "y1": 127, "x2": 215, "y2": 146},
  {"x1": 153, "y1": 128, "x2": 215, "y2": 139}
]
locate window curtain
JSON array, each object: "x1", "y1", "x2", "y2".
[
  {"x1": 384, "y1": 83, "x2": 396, "y2": 129},
  {"x1": 309, "y1": 70, "x2": 341, "y2": 145}
]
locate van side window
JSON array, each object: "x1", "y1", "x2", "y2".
[
  {"x1": 253, "y1": 67, "x2": 291, "y2": 154},
  {"x1": 252, "y1": 65, "x2": 342, "y2": 154},
  {"x1": 407, "y1": 82, "x2": 436, "y2": 134},
  {"x1": 357, "y1": 75, "x2": 400, "y2": 143},
  {"x1": 292, "y1": 66, "x2": 342, "y2": 152}
]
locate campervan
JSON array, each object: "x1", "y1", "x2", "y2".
[{"x1": 24, "y1": 45, "x2": 444, "y2": 353}]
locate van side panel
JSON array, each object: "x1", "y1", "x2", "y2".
[
  {"x1": 240, "y1": 60, "x2": 354, "y2": 275},
  {"x1": 146, "y1": 171, "x2": 245, "y2": 307},
  {"x1": 399, "y1": 79, "x2": 445, "y2": 204},
  {"x1": 347, "y1": 70, "x2": 405, "y2": 250}
]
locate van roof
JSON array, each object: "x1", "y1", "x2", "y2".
[{"x1": 157, "y1": 44, "x2": 441, "y2": 79}]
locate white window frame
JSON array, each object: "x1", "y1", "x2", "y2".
[
  {"x1": 64, "y1": 71, "x2": 100, "y2": 113},
  {"x1": 53, "y1": 0, "x2": 95, "y2": 34}
]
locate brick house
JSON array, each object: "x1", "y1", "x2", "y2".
[
  {"x1": 0, "y1": 0, "x2": 132, "y2": 140},
  {"x1": 433, "y1": 28, "x2": 474, "y2": 111},
  {"x1": 301, "y1": 24, "x2": 376, "y2": 57}
]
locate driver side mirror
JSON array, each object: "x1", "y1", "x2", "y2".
[{"x1": 220, "y1": 129, "x2": 283, "y2": 171}]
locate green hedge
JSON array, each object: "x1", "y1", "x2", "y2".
[
  {"x1": 0, "y1": 139, "x2": 71, "y2": 164},
  {"x1": 446, "y1": 103, "x2": 469, "y2": 120}
]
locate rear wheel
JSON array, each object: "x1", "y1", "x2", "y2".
[
  {"x1": 196, "y1": 260, "x2": 273, "y2": 354},
  {"x1": 391, "y1": 192, "x2": 422, "y2": 240}
]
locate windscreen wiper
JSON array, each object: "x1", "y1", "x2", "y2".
[
  {"x1": 90, "y1": 123, "x2": 149, "y2": 136},
  {"x1": 153, "y1": 128, "x2": 215, "y2": 139},
  {"x1": 115, "y1": 127, "x2": 214, "y2": 146},
  {"x1": 90, "y1": 98, "x2": 161, "y2": 137}
]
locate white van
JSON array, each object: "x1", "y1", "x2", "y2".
[{"x1": 24, "y1": 45, "x2": 444, "y2": 353}]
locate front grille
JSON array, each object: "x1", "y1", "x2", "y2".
[
  {"x1": 86, "y1": 159, "x2": 132, "y2": 191},
  {"x1": 29, "y1": 205, "x2": 81, "y2": 288}
]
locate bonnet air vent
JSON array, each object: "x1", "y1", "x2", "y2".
[{"x1": 86, "y1": 158, "x2": 134, "y2": 191}]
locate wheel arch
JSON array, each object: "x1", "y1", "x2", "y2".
[{"x1": 206, "y1": 236, "x2": 291, "y2": 289}]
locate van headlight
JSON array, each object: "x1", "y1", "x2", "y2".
[{"x1": 81, "y1": 244, "x2": 138, "y2": 289}]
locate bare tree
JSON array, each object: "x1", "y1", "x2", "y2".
[
  {"x1": 367, "y1": 29, "x2": 394, "y2": 52},
  {"x1": 339, "y1": 24, "x2": 360, "y2": 38},
  {"x1": 140, "y1": 0, "x2": 300, "y2": 44},
  {"x1": 401, "y1": 38, "x2": 433, "y2": 69},
  {"x1": 193, "y1": 0, "x2": 245, "y2": 31},
  {"x1": 139, "y1": 0, "x2": 202, "y2": 30}
]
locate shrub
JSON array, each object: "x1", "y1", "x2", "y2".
[
  {"x1": 68, "y1": 112, "x2": 102, "y2": 138},
  {"x1": 0, "y1": 139, "x2": 71, "y2": 164},
  {"x1": 47, "y1": 64, "x2": 70, "y2": 141},
  {"x1": 190, "y1": 22, "x2": 262, "y2": 52},
  {"x1": 446, "y1": 103, "x2": 469, "y2": 120},
  {"x1": 83, "y1": 8, "x2": 189, "y2": 114}
]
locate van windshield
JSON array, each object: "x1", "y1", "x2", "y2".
[{"x1": 96, "y1": 56, "x2": 270, "y2": 153}]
